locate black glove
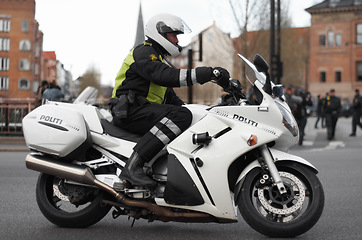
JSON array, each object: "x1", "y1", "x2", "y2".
[{"x1": 212, "y1": 67, "x2": 230, "y2": 90}]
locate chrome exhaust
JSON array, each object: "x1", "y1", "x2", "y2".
[
  {"x1": 25, "y1": 153, "x2": 95, "y2": 185},
  {"x1": 25, "y1": 153, "x2": 124, "y2": 201},
  {"x1": 25, "y1": 153, "x2": 217, "y2": 223}
]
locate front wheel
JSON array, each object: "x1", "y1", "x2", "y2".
[
  {"x1": 36, "y1": 173, "x2": 112, "y2": 228},
  {"x1": 238, "y1": 162, "x2": 324, "y2": 238}
]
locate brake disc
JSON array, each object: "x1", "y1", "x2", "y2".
[
  {"x1": 53, "y1": 180, "x2": 69, "y2": 201},
  {"x1": 257, "y1": 172, "x2": 306, "y2": 215}
]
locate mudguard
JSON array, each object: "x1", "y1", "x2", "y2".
[{"x1": 233, "y1": 148, "x2": 318, "y2": 204}]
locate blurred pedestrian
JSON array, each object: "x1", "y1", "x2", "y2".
[
  {"x1": 294, "y1": 89, "x2": 313, "y2": 145},
  {"x1": 36, "y1": 80, "x2": 48, "y2": 106},
  {"x1": 314, "y1": 95, "x2": 325, "y2": 128},
  {"x1": 324, "y1": 89, "x2": 341, "y2": 140},
  {"x1": 285, "y1": 86, "x2": 302, "y2": 114},
  {"x1": 349, "y1": 89, "x2": 362, "y2": 136},
  {"x1": 43, "y1": 81, "x2": 64, "y2": 102}
]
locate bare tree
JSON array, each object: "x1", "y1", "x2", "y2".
[
  {"x1": 78, "y1": 65, "x2": 102, "y2": 94},
  {"x1": 228, "y1": 0, "x2": 307, "y2": 88}
]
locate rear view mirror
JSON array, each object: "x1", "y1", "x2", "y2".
[
  {"x1": 254, "y1": 54, "x2": 269, "y2": 74},
  {"x1": 272, "y1": 84, "x2": 283, "y2": 98}
]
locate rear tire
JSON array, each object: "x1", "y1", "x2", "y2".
[
  {"x1": 36, "y1": 173, "x2": 112, "y2": 228},
  {"x1": 238, "y1": 162, "x2": 324, "y2": 238}
]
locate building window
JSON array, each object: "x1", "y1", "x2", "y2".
[
  {"x1": 335, "y1": 34, "x2": 342, "y2": 46},
  {"x1": 335, "y1": 71, "x2": 341, "y2": 82},
  {"x1": 320, "y1": 35, "x2": 326, "y2": 46},
  {"x1": 357, "y1": 24, "x2": 362, "y2": 44},
  {"x1": 320, "y1": 71, "x2": 326, "y2": 82},
  {"x1": 34, "y1": 63, "x2": 39, "y2": 75},
  {"x1": 35, "y1": 45, "x2": 40, "y2": 57},
  {"x1": 0, "y1": 57, "x2": 10, "y2": 71},
  {"x1": 0, "y1": 76, "x2": 9, "y2": 90},
  {"x1": 19, "y1": 59, "x2": 30, "y2": 71},
  {"x1": 0, "y1": 37, "x2": 10, "y2": 51},
  {"x1": 328, "y1": 31, "x2": 334, "y2": 46},
  {"x1": 0, "y1": 19, "x2": 11, "y2": 32},
  {"x1": 357, "y1": 62, "x2": 362, "y2": 81},
  {"x1": 329, "y1": 0, "x2": 339, "y2": 7},
  {"x1": 21, "y1": 20, "x2": 29, "y2": 32},
  {"x1": 18, "y1": 78, "x2": 30, "y2": 90},
  {"x1": 19, "y1": 39, "x2": 31, "y2": 51}
]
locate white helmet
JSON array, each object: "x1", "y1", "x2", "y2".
[{"x1": 145, "y1": 14, "x2": 191, "y2": 57}]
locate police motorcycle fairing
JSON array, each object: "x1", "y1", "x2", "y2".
[{"x1": 23, "y1": 54, "x2": 324, "y2": 238}]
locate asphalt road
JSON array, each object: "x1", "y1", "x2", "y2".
[{"x1": 1, "y1": 116, "x2": 362, "y2": 240}]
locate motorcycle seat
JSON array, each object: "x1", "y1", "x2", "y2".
[{"x1": 100, "y1": 118, "x2": 142, "y2": 143}]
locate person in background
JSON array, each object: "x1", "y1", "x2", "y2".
[
  {"x1": 293, "y1": 89, "x2": 313, "y2": 145},
  {"x1": 36, "y1": 80, "x2": 48, "y2": 107},
  {"x1": 324, "y1": 89, "x2": 341, "y2": 140},
  {"x1": 42, "y1": 80, "x2": 64, "y2": 102},
  {"x1": 314, "y1": 95, "x2": 325, "y2": 129},
  {"x1": 349, "y1": 89, "x2": 362, "y2": 136},
  {"x1": 284, "y1": 86, "x2": 302, "y2": 115}
]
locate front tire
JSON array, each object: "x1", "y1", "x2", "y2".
[
  {"x1": 238, "y1": 162, "x2": 324, "y2": 238},
  {"x1": 36, "y1": 173, "x2": 112, "y2": 228}
]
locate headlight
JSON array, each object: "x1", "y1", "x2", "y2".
[{"x1": 275, "y1": 101, "x2": 299, "y2": 137}]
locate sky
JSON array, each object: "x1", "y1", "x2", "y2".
[{"x1": 34, "y1": 0, "x2": 321, "y2": 87}]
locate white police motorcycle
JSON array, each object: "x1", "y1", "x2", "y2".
[{"x1": 22, "y1": 54, "x2": 324, "y2": 238}]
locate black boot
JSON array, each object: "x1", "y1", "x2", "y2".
[{"x1": 120, "y1": 152, "x2": 156, "y2": 188}]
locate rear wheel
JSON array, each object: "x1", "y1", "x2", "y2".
[
  {"x1": 36, "y1": 173, "x2": 112, "y2": 228},
  {"x1": 238, "y1": 162, "x2": 324, "y2": 238}
]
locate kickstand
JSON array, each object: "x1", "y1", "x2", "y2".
[
  {"x1": 127, "y1": 216, "x2": 136, "y2": 227},
  {"x1": 131, "y1": 217, "x2": 136, "y2": 227}
]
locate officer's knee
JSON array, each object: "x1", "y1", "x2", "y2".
[{"x1": 168, "y1": 107, "x2": 192, "y2": 131}]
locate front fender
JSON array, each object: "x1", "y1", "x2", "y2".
[
  {"x1": 269, "y1": 148, "x2": 318, "y2": 173},
  {"x1": 233, "y1": 148, "x2": 318, "y2": 204}
]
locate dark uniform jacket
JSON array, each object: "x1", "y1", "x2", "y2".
[
  {"x1": 352, "y1": 94, "x2": 362, "y2": 113},
  {"x1": 324, "y1": 95, "x2": 341, "y2": 115},
  {"x1": 112, "y1": 40, "x2": 213, "y2": 105}
]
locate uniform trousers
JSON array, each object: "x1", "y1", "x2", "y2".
[
  {"x1": 351, "y1": 110, "x2": 362, "y2": 134},
  {"x1": 113, "y1": 103, "x2": 192, "y2": 161},
  {"x1": 325, "y1": 113, "x2": 338, "y2": 140}
]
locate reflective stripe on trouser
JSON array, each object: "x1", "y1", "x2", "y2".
[
  {"x1": 113, "y1": 103, "x2": 192, "y2": 161},
  {"x1": 135, "y1": 116, "x2": 184, "y2": 160},
  {"x1": 149, "y1": 117, "x2": 182, "y2": 145}
]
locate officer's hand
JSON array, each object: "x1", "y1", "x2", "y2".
[{"x1": 212, "y1": 67, "x2": 230, "y2": 90}]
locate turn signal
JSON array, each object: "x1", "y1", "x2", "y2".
[{"x1": 247, "y1": 135, "x2": 258, "y2": 146}]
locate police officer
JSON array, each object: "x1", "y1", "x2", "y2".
[
  {"x1": 324, "y1": 89, "x2": 341, "y2": 140},
  {"x1": 294, "y1": 89, "x2": 313, "y2": 145},
  {"x1": 110, "y1": 14, "x2": 230, "y2": 188},
  {"x1": 349, "y1": 89, "x2": 362, "y2": 136}
]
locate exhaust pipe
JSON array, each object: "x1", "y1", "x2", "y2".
[
  {"x1": 25, "y1": 153, "x2": 217, "y2": 223},
  {"x1": 26, "y1": 153, "x2": 95, "y2": 185}
]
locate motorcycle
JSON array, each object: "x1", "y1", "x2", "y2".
[{"x1": 22, "y1": 54, "x2": 324, "y2": 238}]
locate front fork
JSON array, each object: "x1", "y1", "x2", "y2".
[{"x1": 259, "y1": 145, "x2": 287, "y2": 194}]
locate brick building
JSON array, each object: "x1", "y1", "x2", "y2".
[
  {"x1": 232, "y1": 27, "x2": 310, "y2": 91},
  {"x1": 307, "y1": 0, "x2": 362, "y2": 99},
  {"x1": 42, "y1": 51, "x2": 56, "y2": 84},
  {"x1": 0, "y1": 0, "x2": 43, "y2": 98}
]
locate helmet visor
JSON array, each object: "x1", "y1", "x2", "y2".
[{"x1": 156, "y1": 16, "x2": 192, "y2": 35}]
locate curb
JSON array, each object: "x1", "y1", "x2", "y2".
[
  {"x1": 0, "y1": 147, "x2": 29, "y2": 152},
  {"x1": 0, "y1": 136, "x2": 28, "y2": 151}
]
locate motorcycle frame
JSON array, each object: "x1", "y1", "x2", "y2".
[
  {"x1": 46, "y1": 81, "x2": 316, "y2": 222},
  {"x1": 27, "y1": 64, "x2": 319, "y2": 223}
]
